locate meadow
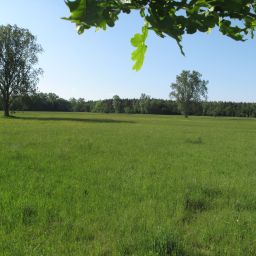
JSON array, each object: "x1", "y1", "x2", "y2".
[{"x1": 0, "y1": 112, "x2": 256, "y2": 255}]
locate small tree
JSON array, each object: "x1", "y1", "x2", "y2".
[
  {"x1": 139, "y1": 93, "x2": 151, "y2": 114},
  {"x1": 112, "y1": 95, "x2": 121, "y2": 113},
  {"x1": 170, "y1": 70, "x2": 208, "y2": 118},
  {"x1": 0, "y1": 24, "x2": 43, "y2": 117}
]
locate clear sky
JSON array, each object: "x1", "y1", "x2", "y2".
[{"x1": 0, "y1": 0, "x2": 255, "y2": 102}]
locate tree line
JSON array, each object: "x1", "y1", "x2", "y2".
[
  {"x1": 1, "y1": 24, "x2": 254, "y2": 118},
  {"x1": 1, "y1": 92, "x2": 256, "y2": 118}
]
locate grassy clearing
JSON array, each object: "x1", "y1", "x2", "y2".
[{"x1": 1, "y1": 112, "x2": 256, "y2": 255}]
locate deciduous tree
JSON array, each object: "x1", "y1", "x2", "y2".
[
  {"x1": 0, "y1": 24, "x2": 43, "y2": 116},
  {"x1": 139, "y1": 93, "x2": 151, "y2": 114},
  {"x1": 112, "y1": 95, "x2": 122, "y2": 113},
  {"x1": 170, "y1": 70, "x2": 208, "y2": 117}
]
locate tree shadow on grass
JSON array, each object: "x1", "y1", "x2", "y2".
[{"x1": 11, "y1": 116, "x2": 135, "y2": 124}]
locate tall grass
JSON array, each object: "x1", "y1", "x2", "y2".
[{"x1": 0, "y1": 112, "x2": 256, "y2": 255}]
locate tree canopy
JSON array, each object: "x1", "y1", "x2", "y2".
[
  {"x1": 170, "y1": 70, "x2": 208, "y2": 117},
  {"x1": 112, "y1": 95, "x2": 122, "y2": 113},
  {"x1": 0, "y1": 24, "x2": 43, "y2": 116},
  {"x1": 65, "y1": 0, "x2": 256, "y2": 70}
]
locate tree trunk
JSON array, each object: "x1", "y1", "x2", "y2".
[
  {"x1": 183, "y1": 102, "x2": 189, "y2": 118},
  {"x1": 3, "y1": 95, "x2": 10, "y2": 117}
]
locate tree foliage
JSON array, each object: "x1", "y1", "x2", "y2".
[
  {"x1": 4, "y1": 92, "x2": 256, "y2": 117},
  {"x1": 112, "y1": 95, "x2": 122, "y2": 113},
  {"x1": 65, "y1": 0, "x2": 256, "y2": 70},
  {"x1": 139, "y1": 93, "x2": 151, "y2": 113},
  {"x1": 170, "y1": 70, "x2": 208, "y2": 117},
  {"x1": 0, "y1": 24, "x2": 43, "y2": 116}
]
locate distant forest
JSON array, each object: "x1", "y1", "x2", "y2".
[{"x1": 1, "y1": 92, "x2": 256, "y2": 117}]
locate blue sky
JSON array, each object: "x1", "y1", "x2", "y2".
[{"x1": 0, "y1": 0, "x2": 255, "y2": 102}]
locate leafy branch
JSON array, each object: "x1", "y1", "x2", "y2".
[{"x1": 64, "y1": 0, "x2": 256, "y2": 70}]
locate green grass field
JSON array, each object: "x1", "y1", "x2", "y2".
[{"x1": 1, "y1": 112, "x2": 256, "y2": 255}]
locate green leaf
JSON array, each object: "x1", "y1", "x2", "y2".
[
  {"x1": 65, "y1": 0, "x2": 86, "y2": 20},
  {"x1": 130, "y1": 34, "x2": 143, "y2": 47},
  {"x1": 176, "y1": 39, "x2": 185, "y2": 56},
  {"x1": 130, "y1": 23, "x2": 148, "y2": 71},
  {"x1": 64, "y1": 0, "x2": 120, "y2": 33},
  {"x1": 132, "y1": 45, "x2": 147, "y2": 71}
]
